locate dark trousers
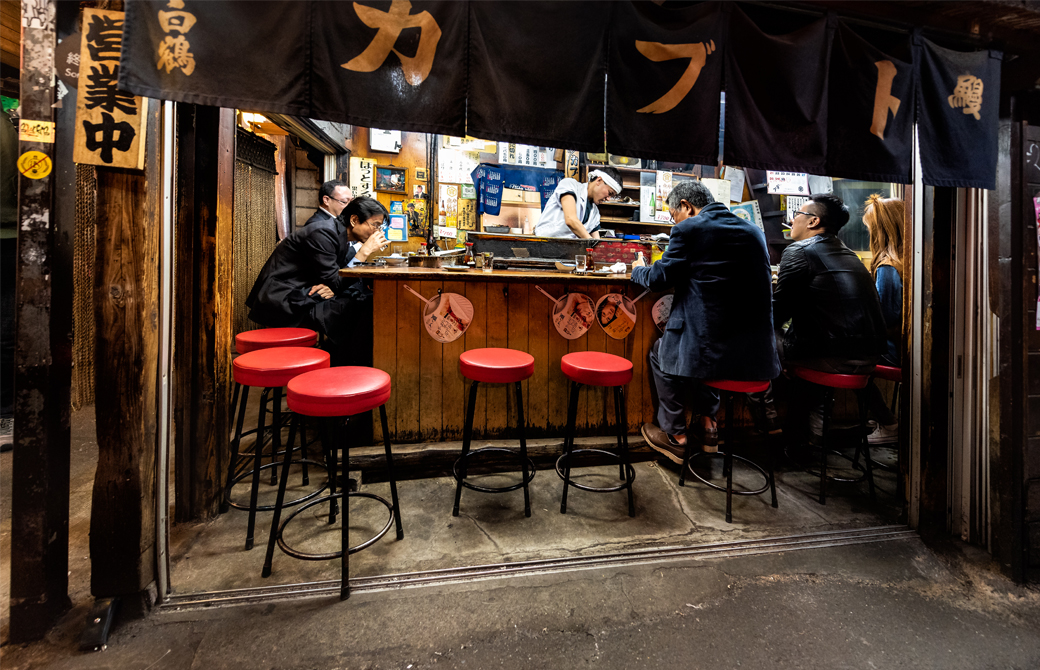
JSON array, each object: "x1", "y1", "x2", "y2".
[
  {"x1": 1, "y1": 237, "x2": 14, "y2": 418},
  {"x1": 649, "y1": 339, "x2": 720, "y2": 437}
]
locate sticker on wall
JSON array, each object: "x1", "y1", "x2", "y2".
[
  {"x1": 535, "y1": 286, "x2": 594, "y2": 340},
  {"x1": 595, "y1": 290, "x2": 649, "y2": 340},
  {"x1": 652, "y1": 295, "x2": 674, "y2": 332},
  {"x1": 18, "y1": 150, "x2": 52, "y2": 179},
  {"x1": 404, "y1": 285, "x2": 473, "y2": 343}
]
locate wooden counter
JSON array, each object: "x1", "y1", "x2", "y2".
[{"x1": 339, "y1": 265, "x2": 662, "y2": 444}]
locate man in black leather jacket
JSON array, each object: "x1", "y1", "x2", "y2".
[{"x1": 774, "y1": 194, "x2": 887, "y2": 374}]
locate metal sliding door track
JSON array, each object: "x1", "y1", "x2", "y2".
[{"x1": 160, "y1": 525, "x2": 916, "y2": 610}]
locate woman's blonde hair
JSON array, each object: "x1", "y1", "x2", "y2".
[{"x1": 864, "y1": 194, "x2": 904, "y2": 277}]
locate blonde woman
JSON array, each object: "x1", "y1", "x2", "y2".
[{"x1": 863, "y1": 194, "x2": 904, "y2": 445}]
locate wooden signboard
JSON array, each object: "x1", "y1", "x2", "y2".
[{"x1": 73, "y1": 9, "x2": 147, "y2": 170}]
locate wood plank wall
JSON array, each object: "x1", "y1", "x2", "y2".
[{"x1": 371, "y1": 279, "x2": 663, "y2": 443}]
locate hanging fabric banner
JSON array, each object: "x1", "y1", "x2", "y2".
[
  {"x1": 470, "y1": 164, "x2": 563, "y2": 216},
  {"x1": 826, "y1": 24, "x2": 915, "y2": 183},
  {"x1": 607, "y1": 2, "x2": 725, "y2": 165},
  {"x1": 120, "y1": 0, "x2": 467, "y2": 136},
  {"x1": 724, "y1": 6, "x2": 836, "y2": 173},
  {"x1": 915, "y1": 36, "x2": 1002, "y2": 190},
  {"x1": 468, "y1": 1, "x2": 609, "y2": 152}
]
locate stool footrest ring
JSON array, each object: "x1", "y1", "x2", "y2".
[
  {"x1": 686, "y1": 452, "x2": 770, "y2": 496},
  {"x1": 555, "y1": 449, "x2": 636, "y2": 493},
  {"x1": 224, "y1": 459, "x2": 329, "y2": 511},
  {"x1": 276, "y1": 492, "x2": 395, "y2": 561},
  {"x1": 807, "y1": 449, "x2": 868, "y2": 483},
  {"x1": 453, "y1": 447, "x2": 536, "y2": 493}
]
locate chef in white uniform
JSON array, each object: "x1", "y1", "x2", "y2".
[{"x1": 535, "y1": 167, "x2": 623, "y2": 239}]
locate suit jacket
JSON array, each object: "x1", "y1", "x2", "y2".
[
  {"x1": 246, "y1": 216, "x2": 358, "y2": 329},
  {"x1": 630, "y1": 202, "x2": 781, "y2": 381},
  {"x1": 304, "y1": 208, "x2": 335, "y2": 227},
  {"x1": 772, "y1": 234, "x2": 887, "y2": 363}
]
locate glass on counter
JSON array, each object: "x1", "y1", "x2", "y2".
[
  {"x1": 575, "y1": 254, "x2": 588, "y2": 274},
  {"x1": 481, "y1": 252, "x2": 494, "y2": 273}
]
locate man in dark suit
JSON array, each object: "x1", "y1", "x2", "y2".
[
  {"x1": 247, "y1": 197, "x2": 387, "y2": 366},
  {"x1": 304, "y1": 179, "x2": 353, "y2": 226},
  {"x1": 631, "y1": 181, "x2": 780, "y2": 462}
]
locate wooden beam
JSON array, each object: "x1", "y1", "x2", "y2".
[
  {"x1": 89, "y1": 99, "x2": 162, "y2": 603},
  {"x1": 8, "y1": 0, "x2": 73, "y2": 643},
  {"x1": 173, "y1": 105, "x2": 235, "y2": 521}
]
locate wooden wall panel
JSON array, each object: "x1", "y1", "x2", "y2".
[
  {"x1": 418, "y1": 280, "x2": 444, "y2": 441},
  {"x1": 464, "y1": 282, "x2": 488, "y2": 436},
  {"x1": 485, "y1": 283, "x2": 510, "y2": 436},
  {"x1": 585, "y1": 284, "x2": 609, "y2": 431},
  {"x1": 371, "y1": 280, "x2": 398, "y2": 443},
  {"x1": 545, "y1": 283, "x2": 571, "y2": 434},
  {"x1": 506, "y1": 283, "x2": 530, "y2": 433},
  {"x1": 441, "y1": 280, "x2": 469, "y2": 441},
  {"x1": 527, "y1": 289, "x2": 550, "y2": 435},
  {"x1": 395, "y1": 282, "x2": 422, "y2": 442},
  {"x1": 568, "y1": 283, "x2": 591, "y2": 435}
]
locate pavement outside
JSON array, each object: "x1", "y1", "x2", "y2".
[{"x1": 3, "y1": 406, "x2": 1039, "y2": 668}]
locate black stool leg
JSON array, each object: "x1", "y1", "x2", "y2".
[
  {"x1": 299, "y1": 417, "x2": 309, "y2": 486},
  {"x1": 245, "y1": 386, "x2": 271, "y2": 550},
  {"x1": 560, "y1": 382, "x2": 580, "y2": 514},
  {"x1": 514, "y1": 381, "x2": 532, "y2": 518},
  {"x1": 229, "y1": 381, "x2": 241, "y2": 427},
  {"x1": 380, "y1": 405, "x2": 404, "y2": 540},
  {"x1": 855, "y1": 389, "x2": 877, "y2": 501},
  {"x1": 322, "y1": 418, "x2": 339, "y2": 524},
  {"x1": 270, "y1": 387, "x2": 283, "y2": 485},
  {"x1": 724, "y1": 392, "x2": 735, "y2": 524},
  {"x1": 341, "y1": 415, "x2": 350, "y2": 601},
  {"x1": 453, "y1": 380, "x2": 480, "y2": 517},
  {"x1": 819, "y1": 389, "x2": 834, "y2": 505},
  {"x1": 262, "y1": 414, "x2": 300, "y2": 578},
  {"x1": 222, "y1": 384, "x2": 250, "y2": 513},
  {"x1": 615, "y1": 386, "x2": 635, "y2": 517},
  {"x1": 768, "y1": 416, "x2": 779, "y2": 509}
]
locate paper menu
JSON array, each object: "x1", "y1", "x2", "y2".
[
  {"x1": 766, "y1": 171, "x2": 809, "y2": 195},
  {"x1": 723, "y1": 166, "x2": 746, "y2": 202},
  {"x1": 701, "y1": 178, "x2": 731, "y2": 207},
  {"x1": 785, "y1": 196, "x2": 809, "y2": 222},
  {"x1": 730, "y1": 200, "x2": 763, "y2": 230},
  {"x1": 655, "y1": 172, "x2": 673, "y2": 223}
]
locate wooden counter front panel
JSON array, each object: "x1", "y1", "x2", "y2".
[{"x1": 370, "y1": 279, "x2": 662, "y2": 443}]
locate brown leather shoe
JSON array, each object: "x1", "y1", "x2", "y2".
[
  {"x1": 692, "y1": 418, "x2": 719, "y2": 453},
  {"x1": 641, "y1": 423, "x2": 687, "y2": 465}
]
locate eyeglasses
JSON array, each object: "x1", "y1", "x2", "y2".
[
  {"x1": 792, "y1": 210, "x2": 814, "y2": 219},
  {"x1": 327, "y1": 196, "x2": 351, "y2": 206}
]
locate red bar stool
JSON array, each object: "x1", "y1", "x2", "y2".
[
  {"x1": 681, "y1": 380, "x2": 777, "y2": 523},
  {"x1": 263, "y1": 367, "x2": 403, "y2": 600},
  {"x1": 225, "y1": 346, "x2": 330, "y2": 550},
  {"x1": 791, "y1": 366, "x2": 877, "y2": 505},
  {"x1": 454, "y1": 348, "x2": 536, "y2": 518},
  {"x1": 230, "y1": 327, "x2": 318, "y2": 425},
  {"x1": 557, "y1": 352, "x2": 635, "y2": 517}
]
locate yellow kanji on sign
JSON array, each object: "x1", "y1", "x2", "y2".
[
  {"x1": 635, "y1": 40, "x2": 715, "y2": 115},
  {"x1": 870, "y1": 60, "x2": 901, "y2": 140},
  {"x1": 342, "y1": 1, "x2": 441, "y2": 86},
  {"x1": 948, "y1": 74, "x2": 983, "y2": 121}
]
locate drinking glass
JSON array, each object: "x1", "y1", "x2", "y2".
[
  {"x1": 482, "y1": 252, "x2": 494, "y2": 273},
  {"x1": 575, "y1": 254, "x2": 588, "y2": 274}
]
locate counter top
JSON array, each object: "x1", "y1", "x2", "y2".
[{"x1": 338, "y1": 266, "x2": 635, "y2": 283}]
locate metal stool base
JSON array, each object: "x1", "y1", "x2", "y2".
[
  {"x1": 686, "y1": 451, "x2": 770, "y2": 496},
  {"x1": 225, "y1": 459, "x2": 329, "y2": 512},
  {"x1": 555, "y1": 449, "x2": 636, "y2": 493},
  {"x1": 276, "y1": 491, "x2": 395, "y2": 561},
  {"x1": 453, "y1": 447, "x2": 537, "y2": 494}
]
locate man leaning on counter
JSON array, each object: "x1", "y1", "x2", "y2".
[{"x1": 534, "y1": 166, "x2": 623, "y2": 239}]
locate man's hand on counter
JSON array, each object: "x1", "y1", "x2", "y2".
[
  {"x1": 631, "y1": 252, "x2": 646, "y2": 268},
  {"x1": 355, "y1": 230, "x2": 388, "y2": 263},
  {"x1": 309, "y1": 284, "x2": 334, "y2": 300}
]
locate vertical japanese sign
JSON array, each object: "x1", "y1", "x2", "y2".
[
  {"x1": 74, "y1": 9, "x2": 147, "y2": 169},
  {"x1": 349, "y1": 157, "x2": 376, "y2": 199}
]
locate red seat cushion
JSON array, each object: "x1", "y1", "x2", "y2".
[
  {"x1": 704, "y1": 379, "x2": 770, "y2": 393},
  {"x1": 459, "y1": 348, "x2": 535, "y2": 384},
  {"x1": 233, "y1": 347, "x2": 330, "y2": 388},
  {"x1": 792, "y1": 366, "x2": 871, "y2": 390},
  {"x1": 561, "y1": 352, "x2": 633, "y2": 387},
  {"x1": 236, "y1": 327, "x2": 318, "y2": 353},
  {"x1": 874, "y1": 365, "x2": 902, "y2": 383},
  {"x1": 287, "y1": 367, "x2": 391, "y2": 417}
]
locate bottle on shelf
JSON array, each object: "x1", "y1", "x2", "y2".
[
  {"x1": 419, "y1": 241, "x2": 429, "y2": 256},
  {"x1": 463, "y1": 242, "x2": 475, "y2": 265},
  {"x1": 438, "y1": 200, "x2": 447, "y2": 227}
]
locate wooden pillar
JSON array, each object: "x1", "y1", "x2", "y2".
[
  {"x1": 88, "y1": 100, "x2": 163, "y2": 605},
  {"x1": 9, "y1": 0, "x2": 74, "y2": 643},
  {"x1": 173, "y1": 105, "x2": 235, "y2": 521}
]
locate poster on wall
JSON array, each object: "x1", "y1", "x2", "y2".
[
  {"x1": 723, "y1": 167, "x2": 746, "y2": 202},
  {"x1": 766, "y1": 171, "x2": 810, "y2": 195},
  {"x1": 730, "y1": 200, "x2": 764, "y2": 230},
  {"x1": 349, "y1": 156, "x2": 376, "y2": 198},
  {"x1": 701, "y1": 178, "x2": 731, "y2": 206},
  {"x1": 404, "y1": 285, "x2": 474, "y2": 343},
  {"x1": 655, "y1": 171, "x2": 673, "y2": 222},
  {"x1": 595, "y1": 290, "x2": 649, "y2": 340},
  {"x1": 440, "y1": 184, "x2": 459, "y2": 229}
]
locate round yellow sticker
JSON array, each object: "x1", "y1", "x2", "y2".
[{"x1": 18, "y1": 150, "x2": 52, "y2": 180}]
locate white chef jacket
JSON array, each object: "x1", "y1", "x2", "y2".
[{"x1": 534, "y1": 178, "x2": 601, "y2": 238}]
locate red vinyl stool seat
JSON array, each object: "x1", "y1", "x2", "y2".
[
  {"x1": 790, "y1": 366, "x2": 876, "y2": 505},
  {"x1": 454, "y1": 349, "x2": 537, "y2": 518},
  {"x1": 224, "y1": 347, "x2": 331, "y2": 551},
  {"x1": 459, "y1": 348, "x2": 535, "y2": 384},
  {"x1": 873, "y1": 365, "x2": 902, "y2": 383},
  {"x1": 682, "y1": 379, "x2": 778, "y2": 523},
  {"x1": 287, "y1": 367, "x2": 391, "y2": 417},
  {"x1": 236, "y1": 327, "x2": 318, "y2": 353},
  {"x1": 561, "y1": 351, "x2": 633, "y2": 387},
  {"x1": 263, "y1": 366, "x2": 403, "y2": 601},
  {"x1": 557, "y1": 352, "x2": 636, "y2": 517}
]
